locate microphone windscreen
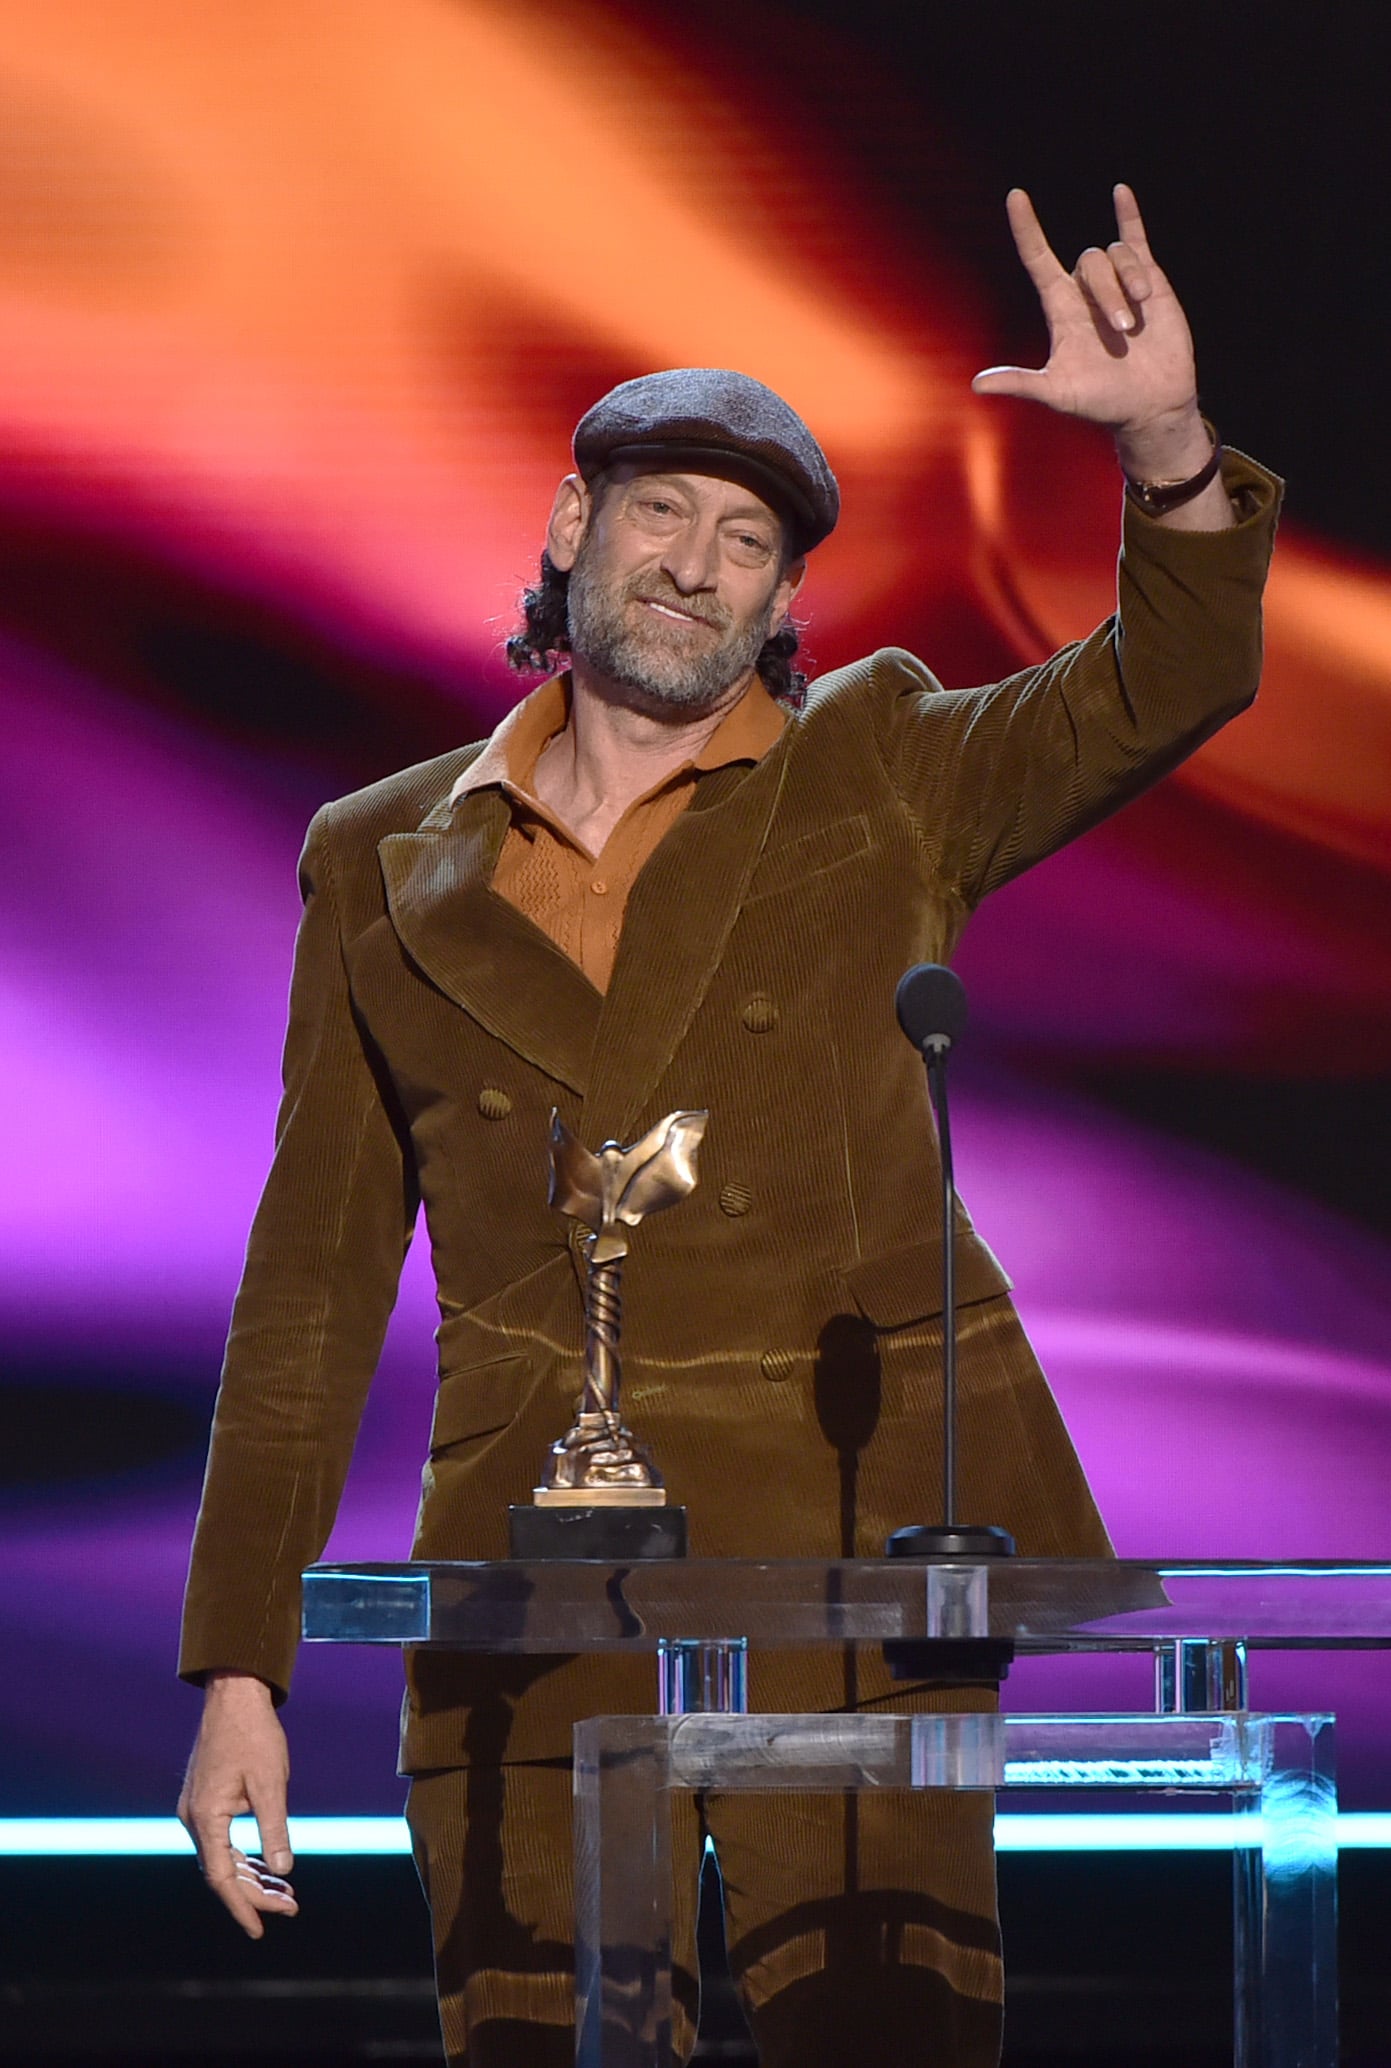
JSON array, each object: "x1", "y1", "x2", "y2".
[{"x1": 895, "y1": 963, "x2": 968, "y2": 1051}]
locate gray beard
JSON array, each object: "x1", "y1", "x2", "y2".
[{"x1": 566, "y1": 547, "x2": 776, "y2": 717}]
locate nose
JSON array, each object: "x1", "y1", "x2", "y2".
[{"x1": 658, "y1": 514, "x2": 722, "y2": 597}]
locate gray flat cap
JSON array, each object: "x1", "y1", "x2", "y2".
[{"x1": 573, "y1": 368, "x2": 840, "y2": 551}]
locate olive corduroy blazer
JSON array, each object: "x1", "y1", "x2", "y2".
[{"x1": 180, "y1": 453, "x2": 1280, "y2": 1766}]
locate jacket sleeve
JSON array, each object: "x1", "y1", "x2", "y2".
[
  {"x1": 179, "y1": 806, "x2": 420, "y2": 1702},
  {"x1": 876, "y1": 449, "x2": 1282, "y2": 908}
]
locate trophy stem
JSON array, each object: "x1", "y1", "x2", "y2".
[
  {"x1": 580, "y1": 1246, "x2": 623, "y2": 1420},
  {"x1": 520, "y1": 1107, "x2": 704, "y2": 1542},
  {"x1": 533, "y1": 1236, "x2": 665, "y2": 1504}
]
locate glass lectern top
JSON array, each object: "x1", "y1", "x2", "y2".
[{"x1": 301, "y1": 1558, "x2": 1391, "y2": 1652}]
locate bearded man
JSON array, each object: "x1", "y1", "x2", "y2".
[{"x1": 179, "y1": 187, "x2": 1281, "y2": 2068}]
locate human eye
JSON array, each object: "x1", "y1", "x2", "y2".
[{"x1": 634, "y1": 495, "x2": 683, "y2": 527}]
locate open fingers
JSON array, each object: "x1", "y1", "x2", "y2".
[
  {"x1": 234, "y1": 1850, "x2": 299, "y2": 1914},
  {"x1": 237, "y1": 1852, "x2": 297, "y2": 1900},
  {"x1": 1003, "y1": 187, "x2": 1071, "y2": 291},
  {"x1": 191, "y1": 1824, "x2": 275, "y2": 1939},
  {"x1": 971, "y1": 363, "x2": 1053, "y2": 404},
  {"x1": 1107, "y1": 240, "x2": 1151, "y2": 304},
  {"x1": 1112, "y1": 182, "x2": 1154, "y2": 261},
  {"x1": 251, "y1": 1794, "x2": 295, "y2": 1880},
  {"x1": 179, "y1": 1792, "x2": 298, "y2": 1939},
  {"x1": 1074, "y1": 247, "x2": 1141, "y2": 337},
  {"x1": 204, "y1": 1841, "x2": 298, "y2": 1939}
]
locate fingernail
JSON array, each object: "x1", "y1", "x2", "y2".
[{"x1": 1114, "y1": 312, "x2": 1133, "y2": 331}]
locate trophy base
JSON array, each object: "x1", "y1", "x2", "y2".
[
  {"x1": 532, "y1": 1483, "x2": 667, "y2": 1507},
  {"x1": 508, "y1": 1502, "x2": 688, "y2": 1560}
]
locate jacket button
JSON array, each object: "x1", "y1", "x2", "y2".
[
  {"x1": 719, "y1": 1182, "x2": 753, "y2": 1217},
  {"x1": 477, "y1": 1088, "x2": 513, "y2": 1120},
  {"x1": 760, "y1": 1348, "x2": 796, "y2": 1384},
  {"x1": 740, "y1": 995, "x2": 778, "y2": 1034}
]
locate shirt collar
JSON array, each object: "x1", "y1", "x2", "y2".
[
  {"x1": 692, "y1": 673, "x2": 788, "y2": 768},
  {"x1": 448, "y1": 671, "x2": 787, "y2": 809},
  {"x1": 448, "y1": 674, "x2": 569, "y2": 806}
]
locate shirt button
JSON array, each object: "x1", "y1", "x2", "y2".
[
  {"x1": 477, "y1": 1088, "x2": 513, "y2": 1121},
  {"x1": 719, "y1": 1182, "x2": 753, "y2": 1217},
  {"x1": 741, "y1": 995, "x2": 778, "y2": 1034},
  {"x1": 590, "y1": 878, "x2": 609, "y2": 895},
  {"x1": 760, "y1": 1348, "x2": 796, "y2": 1384}
]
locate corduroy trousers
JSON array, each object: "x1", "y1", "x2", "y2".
[{"x1": 406, "y1": 1725, "x2": 1004, "y2": 2068}]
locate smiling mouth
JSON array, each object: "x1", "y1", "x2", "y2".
[{"x1": 638, "y1": 597, "x2": 717, "y2": 629}]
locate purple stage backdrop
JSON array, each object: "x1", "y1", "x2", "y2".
[{"x1": 1, "y1": 0, "x2": 1388, "y2": 1813}]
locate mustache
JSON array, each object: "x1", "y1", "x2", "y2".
[{"x1": 625, "y1": 577, "x2": 729, "y2": 631}]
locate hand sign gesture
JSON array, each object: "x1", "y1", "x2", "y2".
[{"x1": 973, "y1": 184, "x2": 1231, "y2": 522}]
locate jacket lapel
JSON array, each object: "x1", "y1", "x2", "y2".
[
  {"x1": 378, "y1": 789, "x2": 600, "y2": 1095},
  {"x1": 582, "y1": 734, "x2": 792, "y2": 1143}
]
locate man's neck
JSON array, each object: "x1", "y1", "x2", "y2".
[{"x1": 531, "y1": 661, "x2": 754, "y2": 856}]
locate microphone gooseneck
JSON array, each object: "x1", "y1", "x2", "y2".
[
  {"x1": 894, "y1": 964, "x2": 965, "y2": 1526},
  {"x1": 884, "y1": 964, "x2": 1015, "y2": 1674}
]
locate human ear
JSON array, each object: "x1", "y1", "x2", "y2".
[
  {"x1": 772, "y1": 552, "x2": 808, "y2": 626},
  {"x1": 546, "y1": 474, "x2": 591, "y2": 573}
]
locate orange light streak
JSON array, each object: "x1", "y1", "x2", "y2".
[{"x1": 0, "y1": 0, "x2": 1385, "y2": 879}]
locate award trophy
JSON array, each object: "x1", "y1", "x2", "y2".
[{"x1": 507, "y1": 1108, "x2": 707, "y2": 1560}]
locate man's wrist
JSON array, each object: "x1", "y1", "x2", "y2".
[
  {"x1": 204, "y1": 1669, "x2": 276, "y2": 1701},
  {"x1": 1113, "y1": 401, "x2": 1213, "y2": 487}
]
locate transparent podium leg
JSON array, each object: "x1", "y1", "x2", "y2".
[
  {"x1": 573, "y1": 1710, "x2": 1001, "y2": 2068},
  {"x1": 574, "y1": 1728, "x2": 673, "y2": 2068},
  {"x1": 574, "y1": 1710, "x2": 1336, "y2": 2068},
  {"x1": 1154, "y1": 1645, "x2": 1337, "y2": 2067},
  {"x1": 1233, "y1": 1716, "x2": 1338, "y2": 2068},
  {"x1": 573, "y1": 1639, "x2": 749, "y2": 2067}
]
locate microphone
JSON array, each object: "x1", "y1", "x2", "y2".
[
  {"x1": 884, "y1": 964, "x2": 1014, "y2": 1683},
  {"x1": 895, "y1": 963, "x2": 969, "y2": 1057}
]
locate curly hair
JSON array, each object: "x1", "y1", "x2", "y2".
[{"x1": 505, "y1": 551, "x2": 809, "y2": 709}]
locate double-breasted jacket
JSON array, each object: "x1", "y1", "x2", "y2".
[{"x1": 181, "y1": 454, "x2": 1279, "y2": 1764}]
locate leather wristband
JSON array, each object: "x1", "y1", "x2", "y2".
[{"x1": 1123, "y1": 420, "x2": 1223, "y2": 516}]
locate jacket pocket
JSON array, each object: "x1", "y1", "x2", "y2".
[
  {"x1": 428, "y1": 1354, "x2": 528, "y2": 1458},
  {"x1": 743, "y1": 812, "x2": 872, "y2": 905},
  {"x1": 840, "y1": 1229, "x2": 1012, "y2": 1328}
]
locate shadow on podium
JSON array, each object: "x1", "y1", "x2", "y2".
[{"x1": 2, "y1": 1848, "x2": 1391, "y2": 2064}]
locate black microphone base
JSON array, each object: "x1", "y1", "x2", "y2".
[
  {"x1": 884, "y1": 1523, "x2": 1017, "y2": 1560},
  {"x1": 881, "y1": 1638, "x2": 1016, "y2": 1684},
  {"x1": 882, "y1": 1522, "x2": 1016, "y2": 1683}
]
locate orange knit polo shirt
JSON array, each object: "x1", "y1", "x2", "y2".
[{"x1": 449, "y1": 674, "x2": 787, "y2": 993}]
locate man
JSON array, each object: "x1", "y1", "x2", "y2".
[{"x1": 179, "y1": 186, "x2": 1280, "y2": 2066}]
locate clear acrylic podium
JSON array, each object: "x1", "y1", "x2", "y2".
[{"x1": 303, "y1": 1558, "x2": 1391, "y2": 2067}]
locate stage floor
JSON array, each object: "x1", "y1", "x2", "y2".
[{"x1": 4, "y1": 1851, "x2": 1391, "y2": 2065}]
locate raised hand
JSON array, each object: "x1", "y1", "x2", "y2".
[
  {"x1": 972, "y1": 183, "x2": 1197, "y2": 430},
  {"x1": 973, "y1": 184, "x2": 1230, "y2": 522}
]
